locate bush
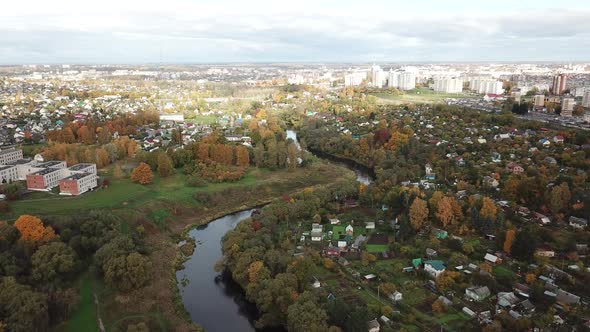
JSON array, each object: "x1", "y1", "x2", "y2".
[
  {"x1": 186, "y1": 175, "x2": 207, "y2": 187},
  {"x1": 193, "y1": 192, "x2": 211, "y2": 204},
  {"x1": 0, "y1": 201, "x2": 10, "y2": 213}
]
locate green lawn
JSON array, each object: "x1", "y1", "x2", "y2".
[
  {"x1": 66, "y1": 273, "x2": 99, "y2": 332},
  {"x1": 493, "y1": 265, "x2": 515, "y2": 279},
  {"x1": 366, "y1": 244, "x2": 389, "y2": 253},
  {"x1": 185, "y1": 115, "x2": 217, "y2": 125},
  {"x1": 7, "y1": 169, "x2": 260, "y2": 217}
]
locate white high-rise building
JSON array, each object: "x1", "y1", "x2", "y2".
[
  {"x1": 370, "y1": 65, "x2": 385, "y2": 88},
  {"x1": 434, "y1": 78, "x2": 463, "y2": 93},
  {"x1": 398, "y1": 71, "x2": 416, "y2": 90},
  {"x1": 583, "y1": 90, "x2": 590, "y2": 108},
  {"x1": 388, "y1": 70, "x2": 399, "y2": 89},
  {"x1": 469, "y1": 78, "x2": 504, "y2": 95},
  {"x1": 344, "y1": 72, "x2": 366, "y2": 87},
  {"x1": 533, "y1": 95, "x2": 545, "y2": 107}
]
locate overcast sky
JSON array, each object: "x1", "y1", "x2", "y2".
[{"x1": 1, "y1": 0, "x2": 589, "y2": 64}]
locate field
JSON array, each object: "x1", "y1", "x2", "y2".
[
  {"x1": 184, "y1": 115, "x2": 217, "y2": 125},
  {"x1": 6, "y1": 167, "x2": 267, "y2": 218},
  {"x1": 63, "y1": 273, "x2": 99, "y2": 332},
  {"x1": 370, "y1": 88, "x2": 477, "y2": 105},
  {"x1": 366, "y1": 244, "x2": 389, "y2": 253}
]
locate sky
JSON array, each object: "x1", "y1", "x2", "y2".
[{"x1": 1, "y1": 0, "x2": 590, "y2": 64}]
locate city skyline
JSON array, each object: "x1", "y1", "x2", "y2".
[{"x1": 1, "y1": 0, "x2": 590, "y2": 64}]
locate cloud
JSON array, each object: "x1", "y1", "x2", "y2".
[{"x1": 0, "y1": 1, "x2": 588, "y2": 63}]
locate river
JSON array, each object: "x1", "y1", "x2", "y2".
[{"x1": 176, "y1": 131, "x2": 373, "y2": 331}]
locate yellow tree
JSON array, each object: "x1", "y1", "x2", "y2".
[
  {"x1": 503, "y1": 229, "x2": 516, "y2": 254},
  {"x1": 480, "y1": 197, "x2": 497, "y2": 221},
  {"x1": 436, "y1": 196, "x2": 463, "y2": 228},
  {"x1": 14, "y1": 215, "x2": 56, "y2": 245},
  {"x1": 409, "y1": 197, "x2": 428, "y2": 231}
]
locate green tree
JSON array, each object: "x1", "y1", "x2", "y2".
[
  {"x1": 511, "y1": 227, "x2": 538, "y2": 262},
  {"x1": 104, "y1": 252, "x2": 152, "y2": 292},
  {"x1": 31, "y1": 242, "x2": 78, "y2": 284},
  {"x1": 287, "y1": 291, "x2": 329, "y2": 332},
  {"x1": 0, "y1": 277, "x2": 49, "y2": 332},
  {"x1": 157, "y1": 153, "x2": 174, "y2": 177}
]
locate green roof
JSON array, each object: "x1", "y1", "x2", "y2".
[
  {"x1": 424, "y1": 260, "x2": 446, "y2": 271},
  {"x1": 412, "y1": 258, "x2": 422, "y2": 268}
]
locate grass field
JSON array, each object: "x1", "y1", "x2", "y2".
[
  {"x1": 370, "y1": 88, "x2": 477, "y2": 105},
  {"x1": 185, "y1": 115, "x2": 217, "y2": 125},
  {"x1": 65, "y1": 273, "x2": 99, "y2": 332},
  {"x1": 366, "y1": 244, "x2": 389, "y2": 253},
  {"x1": 5, "y1": 168, "x2": 264, "y2": 218}
]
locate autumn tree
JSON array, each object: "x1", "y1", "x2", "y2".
[
  {"x1": 286, "y1": 143, "x2": 299, "y2": 171},
  {"x1": 14, "y1": 215, "x2": 56, "y2": 246},
  {"x1": 480, "y1": 197, "x2": 497, "y2": 221},
  {"x1": 157, "y1": 153, "x2": 173, "y2": 177},
  {"x1": 436, "y1": 196, "x2": 463, "y2": 228},
  {"x1": 77, "y1": 125, "x2": 94, "y2": 145},
  {"x1": 236, "y1": 146, "x2": 250, "y2": 167},
  {"x1": 436, "y1": 271, "x2": 460, "y2": 291},
  {"x1": 525, "y1": 273, "x2": 536, "y2": 284},
  {"x1": 95, "y1": 148, "x2": 110, "y2": 168},
  {"x1": 503, "y1": 229, "x2": 516, "y2": 254},
  {"x1": 432, "y1": 299, "x2": 446, "y2": 315},
  {"x1": 429, "y1": 191, "x2": 444, "y2": 213},
  {"x1": 130, "y1": 162, "x2": 154, "y2": 185},
  {"x1": 409, "y1": 197, "x2": 429, "y2": 231}
]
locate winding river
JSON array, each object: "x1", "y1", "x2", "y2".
[{"x1": 176, "y1": 130, "x2": 373, "y2": 331}]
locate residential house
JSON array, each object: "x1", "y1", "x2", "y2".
[
  {"x1": 466, "y1": 286, "x2": 491, "y2": 302},
  {"x1": 389, "y1": 291, "x2": 403, "y2": 302},
  {"x1": 424, "y1": 260, "x2": 446, "y2": 278},
  {"x1": 556, "y1": 289, "x2": 580, "y2": 306},
  {"x1": 534, "y1": 212, "x2": 551, "y2": 225},
  {"x1": 553, "y1": 135, "x2": 564, "y2": 144},
  {"x1": 484, "y1": 253, "x2": 501, "y2": 265},
  {"x1": 497, "y1": 292, "x2": 520, "y2": 311},
  {"x1": 311, "y1": 224, "x2": 323, "y2": 242},
  {"x1": 482, "y1": 175, "x2": 499, "y2": 188},
  {"x1": 535, "y1": 246, "x2": 556, "y2": 258},
  {"x1": 569, "y1": 216, "x2": 588, "y2": 230},
  {"x1": 367, "y1": 319, "x2": 380, "y2": 332},
  {"x1": 506, "y1": 162, "x2": 524, "y2": 174}
]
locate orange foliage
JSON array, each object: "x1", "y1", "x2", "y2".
[
  {"x1": 504, "y1": 229, "x2": 516, "y2": 254},
  {"x1": 130, "y1": 162, "x2": 154, "y2": 185},
  {"x1": 14, "y1": 215, "x2": 56, "y2": 245}
]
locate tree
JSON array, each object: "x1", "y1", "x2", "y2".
[
  {"x1": 130, "y1": 162, "x2": 154, "y2": 185},
  {"x1": 95, "y1": 148, "x2": 110, "y2": 168},
  {"x1": 503, "y1": 229, "x2": 516, "y2": 254},
  {"x1": 429, "y1": 191, "x2": 444, "y2": 212},
  {"x1": 77, "y1": 125, "x2": 94, "y2": 145},
  {"x1": 432, "y1": 299, "x2": 446, "y2": 315},
  {"x1": 104, "y1": 252, "x2": 152, "y2": 292},
  {"x1": 157, "y1": 153, "x2": 173, "y2": 177},
  {"x1": 409, "y1": 197, "x2": 428, "y2": 231},
  {"x1": 14, "y1": 215, "x2": 57, "y2": 246},
  {"x1": 436, "y1": 196, "x2": 463, "y2": 228},
  {"x1": 97, "y1": 127, "x2": 112, "y2": 145},
  {"x1": 31, "y1": 242, "x2": 78, "y2": 284},
  {"x1": 512, "y1": 227, "x2": 538, "y2": 262},
  {"x1": 525, "y1": 273, "x2": 536, "y2": 284},
  {"x1": 287, "y1": 143, "x2": 299, "y2": 171},
  {"x1": 287, "y1": 291, "x2": 329, "y2": 332},
  {"x1": 0, "y1": 277, "x2": 49, "y2": 332},
  {"x1": 480, "y1": 197, "x2": 497, "y2": 221},
  {"x1": 436, "y1": 271, "x2": 460, "y2": 291},
  {"x1": 113, "y1": 163, "x2": 125, "y2": 179},
  {"x1": 549, "y1": 182, "x2": 571, "y2": 217},
  {"x1": 236, "y1": 146, "x2": 250, "y2": 167}
]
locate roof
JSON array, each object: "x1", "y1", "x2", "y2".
[
  {"x1": 424, "y1": 260, "x2": 446, "y2": 271},
  {"x1": 467, "y1": 286, "x2": 490, "y2": 298},
  {"x1": 484, "y1": 253, "x2": 499, "y2": 263}
]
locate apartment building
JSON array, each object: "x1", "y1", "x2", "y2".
[
  {"x1": 0, "y1": 165, "x2": 18, "y2": 183},
  {"x1": 68, "y1": 163, "x2": 97, "y2": 175},
  {"x1": 59, "y1": 172, "x2": 97, "y2": 196},
  {"x1": 0, "y1": 148, "x2": 24, "y2": 165},
  {"x1": 27, "y1": 167, "x2": 67, "y2": 191}
]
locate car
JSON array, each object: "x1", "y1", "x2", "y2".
[
  {"x1": 0, "y1": 194, "x2": 5, "y2": 200},
  {"x1": 300, "y1": 235, "x2": 305, "y2": 242}
]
